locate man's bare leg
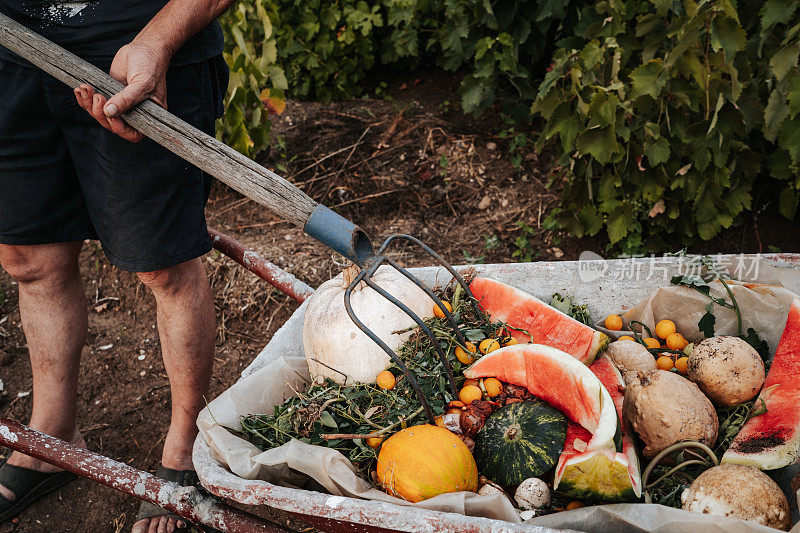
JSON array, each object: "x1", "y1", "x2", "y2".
[
  {"x1": 133, "y1": 258, "x2": 215, "y2": 533},
  {"x1": 0, "y1": 242, "x2": 88, "y2": 501}
]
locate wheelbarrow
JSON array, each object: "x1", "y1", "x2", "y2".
[{"x1": 190, "y1": 253, "x2": 800, "y2": 533}]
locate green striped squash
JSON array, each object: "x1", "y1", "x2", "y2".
[{"x1": 474, "y1": 399, "x2": 568, "y2": 486}]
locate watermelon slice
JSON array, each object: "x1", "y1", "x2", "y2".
[
  {"x1": 553, "y1": 356, "x2": 642, "y2": 501},
  {"x1": 722, "y1": 298, "x2": 800, "y2": 470},
  {"x1": 469, "y1": 277, "x2": 609, "y2": 365},
  {"x1": 464, "y1": 344, "x2": 617, "y2": 452}
]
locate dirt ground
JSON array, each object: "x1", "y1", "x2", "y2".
[{"x1": 1, "y1": 73, "x2": 799, "y2": 532}]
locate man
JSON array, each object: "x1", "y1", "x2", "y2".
[{"x1": 0, "y1": 1, "x2": 234, "y2": 531}]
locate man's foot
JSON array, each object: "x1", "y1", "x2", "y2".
[
  {"x1": 132, "y1": 466, "x2": 196, "y2": 533},
  {"x1": 0, "y1": 427, "x2": 84, "y2": 522}
]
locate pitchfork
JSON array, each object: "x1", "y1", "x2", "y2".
[{"x1": 0, "y1": 14, "x2": 481, "y2": 424}]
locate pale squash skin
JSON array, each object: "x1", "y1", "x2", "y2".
[
  {"x1": 302, "y1": 265, "x2": 434, "y2": 384},
  {"x1": 377, "y1": 424, "x2": 479, "y2": 502}
]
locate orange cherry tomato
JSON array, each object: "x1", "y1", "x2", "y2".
[
  {"x1": 502, "y1": 336, "x2": 520, "y2": 346},
  {"x1": 459, "y1": 385, "x2": 482, "y2": 404},
  {"x1": 605, "y1": 314, "x2": 623, "y2": 331},
  {"x1": 376, "y1": 370, "x2": 396, "y2": 390},
  {"x1": 656, "y1": 355, "x2": 674, "y2": 371},
  {"x1": 655, "y1": 319, "x2": 677, "y2": 340},
  {"x1": 455, "y1": 342, "x2": 477, "y2": 365},
  {"x1": 666, "y1": 332, "x2": 688, "y2": 351},
  {"x1": 483, "y1": 378, "x2": 503, "y2": 397},
  {"x1": 479, "y1": 338, "x2": 501, "y2": 354},
  {"x1": 643, "y1": 337, "x2": 661, "y2": 349},
  {"x1": 433, "y1": 301, "x2": 452, "y2": 318}
]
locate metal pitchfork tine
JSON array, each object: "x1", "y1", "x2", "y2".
[
  {"x1": 345, "y1": 234, "x2": 482, "y2": 423},
  {"x1": 0, "y1": 14, "x2": 480, "y2": 425}
]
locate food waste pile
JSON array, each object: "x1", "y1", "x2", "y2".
[{"x1": 238, "y1": 260, "x2": 799, "y2": 530}]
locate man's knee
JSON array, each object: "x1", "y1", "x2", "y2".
[
  {"x1": 0, "y1": 243, "x2": 80, "y2": 285},
  {"x1": 137, "y1": 259, "x2": 202, "y2": 294}
]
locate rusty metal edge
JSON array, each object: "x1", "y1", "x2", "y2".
[
  {"x1": 193, "y1": 438, "x2": 562, "y2": 533},
  {"x1": 0, "y1": 417, "x2": 290, "y2": 533},
  {"x1": 209, "y1": 228, "x2": 314, "y2": 304}
]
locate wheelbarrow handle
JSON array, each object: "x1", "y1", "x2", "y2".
[
  {"x1": 0, "y1": 417, "x2": 290, "y2": 533},
  {"x1": 0, "y1": 14, "x2": 373, "y2": 266}
]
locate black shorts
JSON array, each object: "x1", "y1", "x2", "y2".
[{"x1": 0, "y1": 54, "x2": 228, "y2": 272}]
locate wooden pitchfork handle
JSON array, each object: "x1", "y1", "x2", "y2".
[{"x1": 0, "y1": 13, "x2": 373, "y2": 265}]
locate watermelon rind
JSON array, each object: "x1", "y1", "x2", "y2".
[
  {"x1": 554, "y1": 449, "x2": 638, "y2": 502},
  {"x1": 722, "y1": 431, "x2": 800, "y2": 470},
  {"x1": 465, "y1": 344, "x2": 618, "y2": 453},
  {"x1": 473, "y1": 400, "x2": 568, "y2": 487},
  {"x1": 553, "y1": 357, "x2": 642, "y2": 501},
  {"x1": 722, "y1": 298, "x2": 800, "y2": 470},
  {"x1": 469, "y1": 277, "x2": 609, "y2": 365}
]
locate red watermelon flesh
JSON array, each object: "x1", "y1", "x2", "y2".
[
  {"x1": 722, "y1": 298, "x2": 800, "y2": 470},
  {"x1": 552, "y1": 356, "x2": 642, "y2": 501},
  {"x1": 465, "y1": 344, "x2": 617, "y2": 452},
  {"x1": 469, "y1": 277, "x2": 608, "y2": 365}
]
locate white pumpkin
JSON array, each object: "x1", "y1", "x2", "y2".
[{"x1": 303, "y1": 265, "x2": 435, "y2": 384}]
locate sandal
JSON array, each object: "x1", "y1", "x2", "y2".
[
  {"x1": 134, "y1": 466, "x2": 220, "y2": 532},
  {"x1": 0, "y1": 457, "x2": 77, "y2": 523}
]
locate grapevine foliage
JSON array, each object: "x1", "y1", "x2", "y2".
[
  {"x1": 534, "y1": 0, "x2": 800, "y2": 253},
  {"x1": 216, "y1": 0, "x2": 800, "y2": 251}
]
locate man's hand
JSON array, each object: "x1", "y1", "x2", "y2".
[{"x1": 74, "y1": 41, "x2": 170, "y2": 143}]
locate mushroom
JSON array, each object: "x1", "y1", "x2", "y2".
[
  {"x1": 477, "y1": 484, "x2": 505, "y2": 497},
  {"x1": 623, "y1": 370, "x2": 718, "y2": 458},
  {"x1": 605, "y1": 340, "x2": 657, "y2": 379},
  {"x1": 681, "y1": 464, "x2": 790, "y2": 531},
  {"x1": 514, "y1": 477, "x2": 551, "y2": 510},
  {"x1": 687, "y1": 336, "x2": 765, "y2": 407}
]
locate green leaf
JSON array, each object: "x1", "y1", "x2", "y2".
[
  {"x1": 671, "y1": 273, "x2": 710, "y2": 292},
  {"x1": 464, "y1": 329, "x2": 486, "y2": 342},
  {"x1": 740, "y1": 328, "x2": 770, "y2": 362},
  {"x1": 726, "y1": 183, "x2": 752, "y2": 215},
  {"x1": 576, "y1": 127, "x2": 620, "y2": 164},
  {"x1": 319, "y1": 411, "x2": 338, "y2": 429},
  {"x1": 707, "y1": 93, "x2": 725, "y2": 134},
  {"x1": 582, "y1": 41, "x2": 603, "y2": 69},
  {"x1": 761, "y1": 0, "x2": 797, "y2": 30},
  {"x1": 630, "y1": 59, "x2": 666, "y2": 99},
  {"x1": 649, "y1": 0, "x2": 672, "y2": 16},
  {"x1": 645, "y1": 137, "x2": 670, "y2": 166},
  {"x1": 268, "y1": 66, "x2": 288, "y2": 90},
  {"x1": 698, "y1": 307, "x2": 716, "y2": 338},
  {"x1": 577, "y1": 204, "x2": 603, "y2": 235},
  {"x1": 770, "y1": 44, "x2": 800, "y2": 81},
  {"x1": 778, "y1": 116, "x2": 800, "y2": 162},
  {"x1": 764, "y1": 89, "x2": 790, "y2": 142},
  {"x1": 558, "y1": 116, "x2": 583, "y2": 152},
  {"x1": 787, "y1": 72, "x2": 800, "y2": 117},
  {"x1": 227, "y1": 121, "x2": 254, "y2": 155},
  {"x1": 779, "y1": 186, "x2": 799, "y2": 219},
  {"x1": 460, "y1": 76, "x2": 484, "y2": 112},
  {"x1": 710, "y1": 16, "x2": 746, "y2": 59},
  {"x1": 588, "y1": 92, "x2": 619, "y2": 128},
  {"x1": 607, "y1": 205, "x2": 634, "y2": 244}
]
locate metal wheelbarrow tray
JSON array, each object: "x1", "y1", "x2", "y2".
[{"x1": 193, "y1": 253, "x2": 800, "y2": 533}]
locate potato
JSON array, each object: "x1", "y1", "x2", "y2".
[
  {"x1": 688, "y1": 336, "x2": 765, "y2": 407},
  {"x1": 623, "y1": 370, "x2": 718, "y2": 458},
  {"x1": 681, "y1": 464, "x2": 790, "y2": 530},
  {"x1": 605, "y1": 340, "x2": 657, "y2": 379}
]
